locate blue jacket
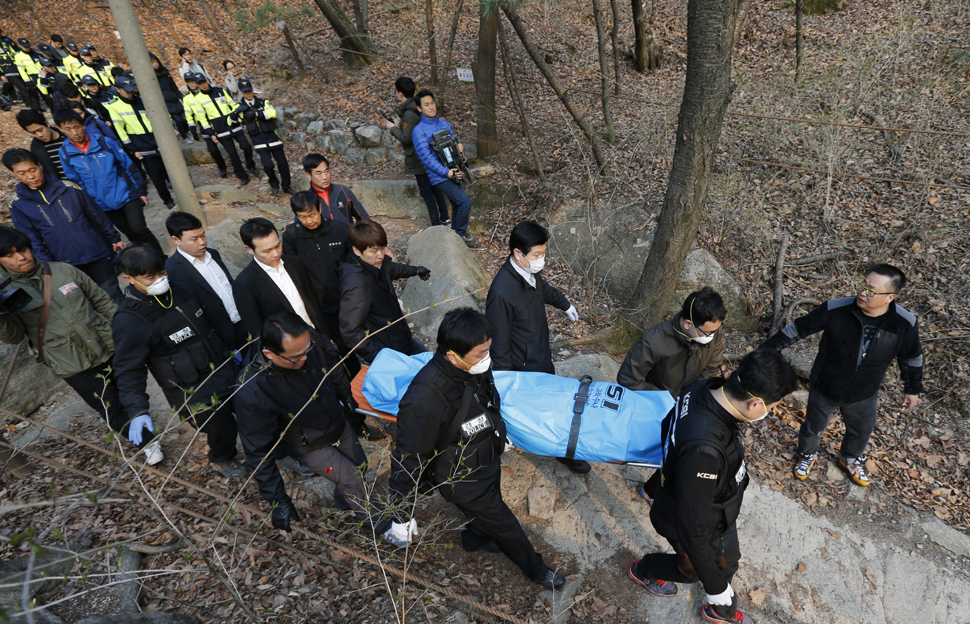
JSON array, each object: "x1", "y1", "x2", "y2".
[
  {"x1": 84, "y1": 114, "x2": 121, "y2": 145},
  {"x1": 59, "y1": 132, "x2": 146, "y2": 211},
  {"x1": 10, "y1": 176, "x2": 121, "y2": 265},
  {"x1": 412, "y1": 115, "x2": 457, "y2": 186}
]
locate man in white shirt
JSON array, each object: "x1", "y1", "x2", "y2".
[{"x1": 164, "y1": 212, "x2": 245, "y2": 351}]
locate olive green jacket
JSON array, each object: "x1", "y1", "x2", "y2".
[{"x1": 0, "y1": 261, "x2": 116, "y2": 377}]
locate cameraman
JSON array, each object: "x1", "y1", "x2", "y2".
[{"x1": 411, "y1": 89, "x2": 476, "y2": 247}]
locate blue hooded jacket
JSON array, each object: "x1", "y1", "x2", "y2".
[
  {"x1": 84, "y1": 114, "x2": 121, "y2": 144},
  {"x1": 412, "y1": 115, "x2": 458, "y2": 186},
  {"x1": 10, "y1": 176, "x2": 121, "y2": 265},
  {"x1": 59, "y1": 132, "x2": 146, "y2": 211}
]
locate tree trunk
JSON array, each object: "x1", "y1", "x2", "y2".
[
  {"x1": 476, "y1": 1, "x2": 499, "y2": 157},
  {"x1": 609, "y1": 0, "x2": 622, "y2": 96},
  {"x1": 426, "y1": 0, "x2": 438, "y2": 85},
  {"x1": 440, "y1": 0, "x2": 464, "y2": 109},
  {"x1": 197, "y1": 0, "x2": 232, "y2": 54},
  {"x1": 734, "y1": 0, "x2": 751, "y2": 44},
  {"x1": 350, "y1": 0, "x2": 369, "y2": 34},
  {"x1": 312, "y1": 0, "x2": 379, "y2": 68},
  {"x1": 631, "y1": 0, "x2": 663, "y2": 72},
  {"x1": 592, "y1": 0, "x2": 615, "y2": 144},
  {"x1": 795, "y1": 0, "x2": 803, "y2": 83},
  {"x1": 280, "y1": 22, "x2": 309, "y2": 78},
  {"x1": 499, "y1": 0, "x2": 607, "y2": 173},
  {"x1": 625, "y1": 0, "x2": 740, "y2": 330},
  {"x1": 497, "y1": 16, "x2": 543, "y2": 180}
]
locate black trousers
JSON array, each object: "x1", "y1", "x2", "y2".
[
  {"x1": 415, "y1": 173, "x2": 449, "y2": 225},
  {"x1": 13, "y1": 74, "x2": 42, "y2": 111},
  {"x1": 204, "y1": 134, "x2": 252, "y2": 179},
  {"x1": 439, "y1": 456, "x2": 548, "y2": 582},
  {"x1": 64, "y1": 361, "x2": 154, "y2": 448},
  {"x1": 75, "y1": 256, "x2": 122, "y2": 304},
  {"x1": 257, "y1": 146, "x2": 290, "y2": 189},
  {"x1": 171, "y1": 112, "x2": 190, "y2": 140},
  {"x1": 141, "y1": 155, "x2": 172, "y2": 204},
  {"x1": 322, "y1": 310, "x2": 361, "y2": 380},
  {"x1": 296, "y1": 423, "x2": 373, "y2": 517},
  {"x1": 105, "y1": 200, "x2": 164, "y2": 255},
  {"x1": 161, "y1": 385, "x2": 239, "y2": 463}
]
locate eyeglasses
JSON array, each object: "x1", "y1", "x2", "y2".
[
  {"x1": 858, "y1": 279, "x2": 895, "y2": 298},
  {"x1": 275, "y1": 339, "x2": 315, "y2": 364},
  {"x1": 688, "y1": 298, "x2": 715, "y2": 337}
]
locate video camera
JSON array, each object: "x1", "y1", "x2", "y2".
[
  {"x1": 0, "y1": 276, "x2": 30, "y2": 316},
  {"x1": 431, "y1": 130, "x2": 476, "y2": 189}
]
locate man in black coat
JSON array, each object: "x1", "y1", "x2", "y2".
[
  {"x1": 338, "y1": 219, "x2": 430, "y2": 366},
  {"x1": 484, "y1": 220, "x2": 587, "y2": 474},
  {"x1": 234, "y1": 312, "x2": 393, "y2": 535},
  {"x1": 111, "y1": 244, "x2": 247, "y2": 478},
  {"x1": 388, "y1": 308, "x2": 567, "y2": 590},
  {"x1": 165, "y1": 212, "x2": 245, "y2": 352},
  {"x1": 628, "y1": 349, "x2": 797, "y2": 624}
]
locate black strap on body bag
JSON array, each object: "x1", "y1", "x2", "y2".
[
  {"x1": 565, "y1": 375, "x2": 593, "y2": 460},
  {"x1": 434, "y1": 383, "x2": 476, "y2": 454}
]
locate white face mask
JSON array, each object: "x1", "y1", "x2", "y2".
[
  {"x1": 145, "y1": 275, "x2": 170, "y2": 296},
  {"x1": 693, "y1": 333, "x2": 715, "y2": 345},
  {"x1": 467, "y1": 352, "x2": 491, "y2": 375},
  {"x1": 517, "y1": 252, "x2": 545, "y2": 274},
  {"x1": 744, "y1": 404, "x2": 769, "y2": 423}
]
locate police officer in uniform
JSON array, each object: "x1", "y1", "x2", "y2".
[
  {"x1": 231, "y1": 78, "x2": 291, "y2": 194},
  {"x1": 61, "y1": 41, "x2": 83, "y2": 83},
  {"x1": 12, "y1": 38, "x2": 43, "y2": 111},
  {"x1": 106, "y1": 76, "x2": 175, "y2": 208},
  {"x1": 627, "y1": 349, "x2": 798, "y2": 624},
  {"x1": 111, "y1": 244, "x2": 247, "y2": 478},
  {"x1": 76, "y1": 45, "x2": 114, "y2": 87},
  {"x1": 187, "y1": 72, "x2": 255, "y2": 184},
  {"x1": 388, "y1": 307, "x2": 567, "y2": 591},
  {"x1": 0, "y1": 32, "x2": 30, "y2": 107}
]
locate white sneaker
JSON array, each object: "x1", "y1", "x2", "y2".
[
  {"x1": 183, "y1": 137, "x2": 194, "y2": 145},
  {"x1": 143, "y1": 440, "x2": 164, "y2": 466}
]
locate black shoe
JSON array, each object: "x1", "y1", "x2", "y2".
[
  {"x1": 282, "y1": 186, "x2": 296, "y2": 194},
  {"x1": 209, "y1": 459, "x2": 248, "y2": 478},
  {"x1": 441, "y1": 218, "x2": 451, "y2": 225},
  {"x1": 270, "y1": 185, "x2": 280, "y2": 196},
  {"x1": 280, "y1": 455, "x2": 316, "y2": 477},
  {"x1": 539, "y1": 569, "x2": 567, "y2": 590},
  {"x1": 166, "y1": 181, "x2": 172, "y2": 189},
  {"x1": 164, "y1": 199, "x2": 176, "y2": 209},
  {"x1": 556, "y1": 457, "x2": 591, "y2": 474},
  {"x1": 354, "y1": 422, "x2": 385, "y2": 441},
  {"x1": 248, "y1": 166, "x2": 260, "y2": 177},
  {"x1": 238, "y1": 175, "x2": 250, "y2": 186},
  {"x1": 218, "y1": 169, "x2": 228, "y2": 178}
]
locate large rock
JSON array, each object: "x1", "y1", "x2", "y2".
[
  {"x1": 216, "y1": 189, "x2": 257, "y2": 204},
  {"x1": 345, "y1": 147, "x2": 365, "y2": 164},
  {"x1": 201, "y1": 218, "x2": 248, "y2": 278},
  {"x1": 365, "y1": 147, "x2": 387, "y2": 165},
  {"x1": 296, "y1": 112, "x2": 317, "y2": 129},
  {"x1": 325, "y1": 119, "x2": 344, "y2": 130},
  {"x1": 292, "y1": 174, "x2": 311, "y2": 192},
  {"x1": 0, "y1": 342, "x2": 67, "y2": 416},
  {"x1": 388, "y1": 149, "x2": 405, "y2": 162},
  {"x1": 381, "y1": 129, "x2": 399, "y2": 149},
  {"x1": 351, "y1": 180, "x2": 524, "y2": 219},
  {"x1": 329, "y1": 130, "x2": 355, "y2": 155},
  {"x1": 549, "y1": 203, "x2": 759, "y2": 331},
  {"x1": 400, "y1": 227, "x2": 491, "y2": 334},
  {"x1": 283, "y1": 107, "x2": 300, "y2": 118},
  {"x1": 314, "y1": 134, "x2": 331, "y2": 152},
  {"x1": 291, "y1": 131, "x2": 307, "y2": 147},
  {"x1": 306, "y1": 120, "x2": 324, "y2": 135},
  {"x1": 553, "y1": 353, "x2": 621, "y2": 382},
  {"x1": 74, "y1": 614, "x2": 204, "y2": 624},
  {"x1": 355, "y1": 124, "x2": 383, "y2": 148}
]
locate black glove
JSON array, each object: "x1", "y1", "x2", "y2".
[
  {"x1": 417, "y1": 267, "x2": 431, "y2": 281},
  {"x1": 271, "y1": 498, "x2": 300, "y2": 532},
  {"x1": 243, "y1": 110, "x2": 257, "y2": 122},
  {"x1": 343, "y1": 397, "x2": 360, "y2": 419}
]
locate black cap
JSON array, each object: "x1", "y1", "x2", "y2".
[
  {"x1": 195, "y1": 72, "x2": 208, "y2": 83},
  {"x1": 39, "y1": 58, "x2": 53, "y2": 67},
  {"x1": 238, "y1": 78, "x2": 253, "y2": 92},
  {"x1": 66, "y1": 41, "x2": 78, "y2": 52},
  {"x1": 17, "y1": 38, "x2": 29, "y2": 47},
  {"x1": 80, "y1": 75, "x2": 99, "y2": 86},
  {"x1": 183, "y1": 72, "x2": 199, "y2": 83},
  {"x1": 115, "y1": 76, "x2": 137, "y2": 92},
  {"x1": 38, "y1": 43, "x2": 52, "y2": 54},
  {"x1": 80, "y1": 45, "x2": 94, "y2": 55}
]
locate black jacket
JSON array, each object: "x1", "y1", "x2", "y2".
[
  {"x1": 235, "y1": 332, "x2": 353, "y2": 504},
  {"x1": 485, "y1": 259, "x2": 570, "y2": 373},
  {"x1": 112, "y1": 284, "x2": 236, "y2": 419},
  {"x1": 763, "y1": 297, "x2": 924, "y2": 402},
  {"x1": 651, "y1": 378, "x2": 749, "y2": 598},
  {"x1": 155, "y1": 69, "x2": 184, "y2": 116},
  {"x1": 281, "y1": 217, "x2": 349, "y2": 313},
  {"x1": 232, "y1": 256, "x2": 328, "y2": 342},
  {"x1": 389, "y1": 97, "x2": 425, "y2": 175},
  {"x1": 389, "y1": 351, "x2": 507, "y2": 504},
  {"x1": 30, "y1": 129, "x2": 65, "y2": 180},
  {"x1": 338, "y1": 254, "x2": 420, "y2": 363},
  {"x1": 311, "y1": 183, "x2": 369, "y2": 227},
  {"x1": 165, "y1": 248, "x2": 238, "y2": 349}
]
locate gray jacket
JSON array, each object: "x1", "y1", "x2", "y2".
[{"x1": 389, "y1": 97, "x2": 426, "y2": 176}]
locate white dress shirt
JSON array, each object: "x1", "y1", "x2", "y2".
[
  {"x1": 510, "y1": 257, "x2": 537, "y2": 289},
  {"x1": 255, "y1": 257, "x2": 315, "y2": 328},
  {"x1": 178, "y1": 247, "x2": 241, "y2": 323}
]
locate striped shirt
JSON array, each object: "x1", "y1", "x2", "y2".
[{"x1": 38, "y1": 133, "x2": 66, "y2": 179}]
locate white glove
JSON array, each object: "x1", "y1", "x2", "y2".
[
  {"x1": 565, "y1": 304, "x2": 579, "y2": 322},
  {"x1": 128, "y1": 414, "x2": 154, "y2": 445},
  {"x1": 705, "y1": 585, "x2": 735, "y2": 607},
  {"x1": 504, "y1": 438, "x2": 516, "y2": 452},
  {"x1": 383, "y1": 519, "x2": 419, "y2": 548}
]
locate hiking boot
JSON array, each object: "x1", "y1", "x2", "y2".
[
  {"x1": 218, "y1": 169, "x2": 228, "y2": 178},
  {"x1": 793, "y1": 452, "x2": 817, "y2": 481},
  {"x1": 238, "y1": 174, "x2": 251, "y2": 186},
  {"x1": 270, "y1": 185, "x2": 280, "y2": 196},
  {"x1": 839, "y1": 455, "x2": 870, "y2": 487},
  {"x1": 281, "y1": 455, "x2": 316, "y2": 477},
  {"x1": 143, "y1": 440, "x2": 164, "y2": 466},
  {"x1": 701, "y1": 604, "x2": 756, "y2": 624},
  {"x1": 441, "y1": 218, "x2": 451, "y2": 225},
  {"x1": 210, "y1": 459, "x2": 248, "y2": 478},
  {"x1": 637, "y1": 482, "x2": 654, "y2": 506},
  {"x1": 462, "y1": 234, "x2": 478, "y2": 248},
  {"x1": 538, "y1": 569, "x2": 566, "y2": 590},
  {"x1": 628, "y1": 563, "x2": 677, "y2": 597}
]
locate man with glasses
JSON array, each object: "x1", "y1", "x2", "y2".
[
  {"x1": 618, "y1": 287, "x2": 726, "y2": 503},
  {"x1": 762, "y1": 264, "x2": 924, "y2": 487}
]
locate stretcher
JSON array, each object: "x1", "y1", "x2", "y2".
[{"x1": 352, "y1": 350, "x2": 673, "y2": 468}]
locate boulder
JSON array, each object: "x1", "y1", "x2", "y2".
[
  {"x1": 470, "y1": 164, "x2": 497, "y2": 179},
  {"x1": 216, "y1": 189, "x2": 257, "y2": 204},
  {"x1": 297, "y1": 112, "x2": 317, "y2": 129},
  {"x1": 365, "y1": 147, "x2": 387, "y2": 165},
  {"x1": 548, "y1": 203, "x2": 759, "y2": 330},
  {"x1": 257, "y1": 203, "x2": 289, "y2": 218},
  {"x1": 200, "y1": 218, "x2": 248, "y2": 278},
  {"x1": 291, "y1": 132, "x2": 307, "y2": 147},
  {"x1": 400, "y1": 226, "x2": 491, "y2": 334},
  {"x1": 306, "y1": 120, "x2": 324, "y2": 135},
  {"x1": 350, "y1": 180, "x2": 523, "y2": 219},
  {"x1": 0, "y1": 342, "x2": 67, "y2": 416},
  {"x1": 180, "y1": 141, "x2": 214, "y2": 166},
  {"x1": 329, "y1": 130, "x2": 355, "y2": 155},
  {"x1": 388, "y1": 150, "x2": 405, "y2": 162},
  {"x1": 194, "y1": 184, "x2": 237, "y2": 193},
  {"x1": 553, "y1": 353, "x2": 621, "y2": 382},
  {"x1": 345, "y1": 147, "x2": 365, "y2": 164},
  {"x1": 292, "y1": 174, "x2": 311, "y2": 193},
  {"x1": 325, "y1": 119, "x2": 345, "y2": 130},
  {"x1": 314, "y1": 135, "x2": 331, "y2": 152},
  {"x1": 349, "y1": 121, "x2": 362, "y2": 130},
  {"x1": 275, "y1": 126, "x2": 288, "y2": 140},
  {"x1": 356, "y1": 124, "x2": 383, "y2": 148},
  {"x1": 74, "y1": 614, "x2": 204, "y2": 624},
  {"x1": 381, "y1": 129, "x2": 399, "y2": 149},
  {"x1": 285, "y1": 119, "x2": 298, "y2": 130},
  {"x1": 463, "y1": 143, "x2": 478, "y2": 161},
  {"x1": 283, "y1": 107, "x2": 300, "y2": 118}
]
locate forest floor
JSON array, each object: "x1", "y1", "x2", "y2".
[{"x1": 1, "y1": 0, "x2": 969, "y2": 622}]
